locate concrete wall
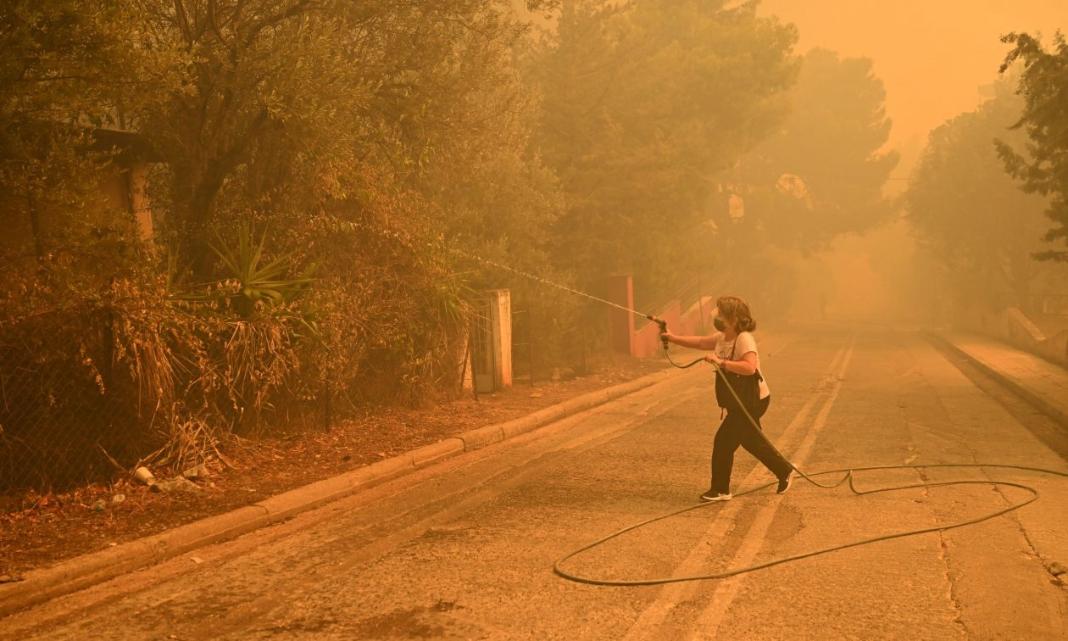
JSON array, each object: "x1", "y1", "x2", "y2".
[
  {"x1": 604, "y1": 275, "x2": 636, "y2": 355},
  {"x1": 965, "y1": 306, "x2": 1068, "y2": 368},
  {"x1": 600, "y1": 274, "x2": 721, "y2": 359},
  {"x1": 632, "y1": 295, "x2": 716, "y2": 358}
]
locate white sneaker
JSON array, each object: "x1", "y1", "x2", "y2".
[{"x1": 699, "y1": 490, "x2": 732, "y2": 502}]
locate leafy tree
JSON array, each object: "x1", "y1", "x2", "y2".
[
  {"x1": 906, "y1": 78, "x2": 1049, "y2": 310},
  {"x1": 0, "y1": 1, "x2": 144, "y2": 309},
  {"x1": 997, "y1": 32, "x2": 1068, "y2": 263},
  {"x1": 528, "y1": 0, "x2": 799, "y2": 303},
  {"x1": 0, "y1": 0, "x2": 574, "y2": 486},
  {"x1": 706, "y1": 48, "x2": 899, "y2": 315},
  {"x1": 732, "y1": 48, "x2": 900, "y2": 253},
  {"x1": 85, "y1": 1, "x2": 552, "y2": 284},
  {"x1": 0, "y1": 2, "x2": 139, "y2": 126}
]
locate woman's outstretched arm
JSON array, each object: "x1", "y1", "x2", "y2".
[{"x1": 662, "y1": 332, "x2": 719, "y2": 350}]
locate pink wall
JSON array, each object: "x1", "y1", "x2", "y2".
[
  {"x1": 600, "y1": 272, "x2": 716, "y2": 359},
  {"x1": 632, "y1": 296, "x2": 716, "y2": 358},
  {"x1": 604, "y1": 275, "x2": 636, "y2": 355}
]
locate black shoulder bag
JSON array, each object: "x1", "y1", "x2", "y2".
[{"x1": 714, "y1": 338, "x2": 764, "y2": 415}]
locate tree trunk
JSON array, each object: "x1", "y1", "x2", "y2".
[
  {"x1": 26, "y1": 190, "x2": 45, "y2": 262},
  {"x1": 172, "y1": 168, "x2": 226, "y2": 281}
]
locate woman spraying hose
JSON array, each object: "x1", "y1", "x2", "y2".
[{"x1": 661, "y1": 296, "x2": 794, "y2": 502}]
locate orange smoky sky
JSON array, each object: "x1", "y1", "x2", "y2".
[{"x1": 758, "y1": 0, "x2": 1068, "y2": 173}]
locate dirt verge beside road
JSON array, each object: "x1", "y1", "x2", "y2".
[{"x1": 1, "y1": 355, "x2": 671, "y2": 578}]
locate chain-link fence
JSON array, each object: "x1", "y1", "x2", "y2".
[
  {"x1": 1, "y1": 292, "x2": 601, "y2": 495},
  {"x1": 511, "y1": 306, "x2": 537, "y2": 386},
  {"x1": 0, "y1": 306, "x2": 157, "y2": 494},
  {"x1": 0, "y1": 303, "x2": 344, "y2": 496},
  {"x1": 510, "y1": 300, "x2": 594, "y2": 388}
]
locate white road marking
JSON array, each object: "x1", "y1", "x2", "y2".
[
  {"x1": 622, "y1": 339, "x2": 855, "y2": 640},
  {"x1": 686, "y1": 340, "x2": 855, "y2": 640}
]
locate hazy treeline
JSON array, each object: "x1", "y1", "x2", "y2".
[
  {"x1": 7, "y1": 0, "x2": 1060, "y2": 486},
  {"x1": 905, "y1": 33, "x2": 1068, "y2": 318}
]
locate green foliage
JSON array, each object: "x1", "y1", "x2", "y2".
[
  {"x1": 708, "y1": 48, "x2": 900, "y2": 313},
  {"x1": 0, "y1": 0, "x2": 932, "y2": 490},
  {"x1": 0, "y1": 1, "x2": 129, "y2": 120},
  {"x1": 734, "y1": 49, "x2": 900, "y2": 252},
  {"x1": 208, "y1": 225, "x2": 315, "y2": 318},
  {"x1": 906, "y1": 77, "x2": 1050, "y2": 310},
  {"x1": 527, "y1": 0, "x2": 800, "y2": 304},
  {"x1": 997, "y1": 32, "x2": 1068, "y2": 262},
  {"x1": 0, "y1": 0, "x2": 564, "y2": 489}
]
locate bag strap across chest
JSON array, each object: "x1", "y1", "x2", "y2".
[{"x1": 722, "y1": 335, "x2": 764, "y2": 383}]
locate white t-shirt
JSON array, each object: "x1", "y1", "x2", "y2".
[{"x1": 712, "y1": 331, "x2": 771, "y2": 399}]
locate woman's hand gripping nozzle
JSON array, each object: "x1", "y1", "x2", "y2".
[
  {"x1": 653, "y1": 317, "x2": 707, "y2": 370},
  {"x1": 651, "y1": 316, "x2": 669, "y2": 351}
]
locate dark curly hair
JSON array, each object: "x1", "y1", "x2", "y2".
[{"x1": 716, "y1": 295, "x2": 756, "y2": 332}]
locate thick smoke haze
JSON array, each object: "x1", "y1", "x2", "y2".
[{"x1": 758, "y1": 1, "x2": 1068, "y2": 325}]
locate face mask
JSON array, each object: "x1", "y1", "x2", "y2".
[{"x1": 713, "y1": 316, "x2": 727, "y2": 332}]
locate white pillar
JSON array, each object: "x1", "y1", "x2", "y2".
[
  {"x1": 488, "y1": 289, "x2": 512, "y2": 389},
  {"x1": 471, "y1": 289, "x2": 512, "y2": 393},
  {"x1": 127, "y1": 163, "x2": 155, "y2": 248}
]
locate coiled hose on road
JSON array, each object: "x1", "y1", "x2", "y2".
[{"x1": 553, "y1": 350, "x2": 1068, "y2": 586}]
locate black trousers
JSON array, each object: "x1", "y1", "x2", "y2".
[{"x1": 710, "y1": 396, "x2": 793, "y2": 494}]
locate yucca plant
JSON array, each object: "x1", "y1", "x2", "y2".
[{"x1": 209, "y1": 225, "x2": 317, "y2": 318}]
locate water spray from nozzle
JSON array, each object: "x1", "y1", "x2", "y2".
[{"x1": 450, "y1": 247, "x2": 703, "y2": 368}]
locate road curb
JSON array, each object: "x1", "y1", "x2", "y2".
[
  {"x1": 0, "y1": 365, "x2": 681, "y2": 618},
  {"x1": 929, "y1": 332, "x2": 1068, "y2": 427}
]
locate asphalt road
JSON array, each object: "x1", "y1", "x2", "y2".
[{"x1": 4, "y1": 326, "x2": 1067, "y2": 640}]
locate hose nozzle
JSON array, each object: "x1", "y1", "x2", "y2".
[{"x1": 649, "y1": 315, "x2": 669, "y2": 350}]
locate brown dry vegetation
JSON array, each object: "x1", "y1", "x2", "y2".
[
  {"x1": 0, "y1": 355, "x2": 668, "y2": 576},
  {"x1": 4, "y1": 0, "x2": 1066, "y2": 579}
]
